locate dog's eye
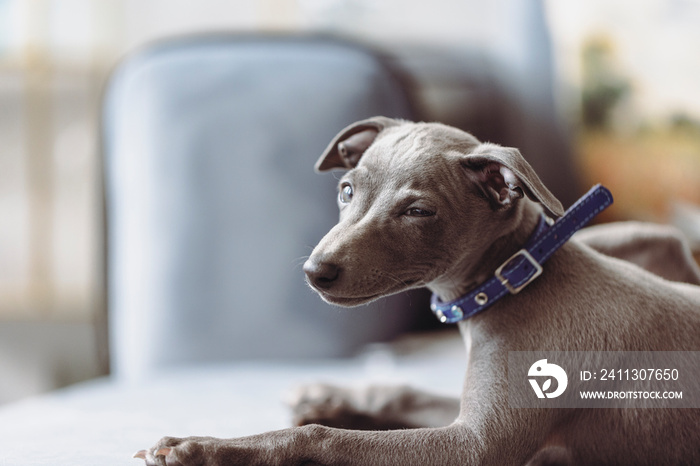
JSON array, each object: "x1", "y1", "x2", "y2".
[
  {"x1": 339, "y1": 183, "x2": 353, "y2": 204},
  {"x1": 405, "y1": 207, "x2": 435, "y2": 217}
]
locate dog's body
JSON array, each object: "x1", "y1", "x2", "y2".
[{"x1": 139, "y1": 118, "x2": 700, "y2": 465}]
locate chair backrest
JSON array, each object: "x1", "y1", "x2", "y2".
[{"x1": 102, "y1": 36, "x2": 416, "y2": 382}]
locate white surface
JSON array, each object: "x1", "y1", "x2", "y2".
[{"x1": 0, "y1": 341, "x2": 465, "y2": 466}]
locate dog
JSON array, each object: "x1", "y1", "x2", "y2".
[{"x1": 136, "y1": 117, "x2": 700, "y2": 465}]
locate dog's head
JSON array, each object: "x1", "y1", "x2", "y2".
[{"x1": 304, "y1": 117, "x2": 563, "y2": 307}]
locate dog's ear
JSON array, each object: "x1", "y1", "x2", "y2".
[
  {"x1": 315, "y1": 116, "x2": 401, "y2": 172},
  {"x1": 462, "y1": 143, "x2": 565, "y2": 217}
]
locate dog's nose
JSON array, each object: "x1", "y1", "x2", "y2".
[{"x1": 303, "y1": 258, "x2": 340, "y2": 289}]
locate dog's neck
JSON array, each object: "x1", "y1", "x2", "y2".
[{"x1": 428, "y1": 202, "x2": 543, "y2": 303}]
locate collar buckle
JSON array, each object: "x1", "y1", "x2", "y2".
[{"x1": 494, "y1": 248, "x2": 543, "y2": 294}]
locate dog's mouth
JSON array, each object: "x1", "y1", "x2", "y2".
[
  {"x1": 308, "y1": 279, "x2": 420, "y2": 308},
  {"x1": 311, "y1": 288, "x2": 382, "y2": 307}
]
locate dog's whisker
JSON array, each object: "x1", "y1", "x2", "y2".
[
  {"x1": 291, "y1": 255, "x2": 311, "y2": 268},
  {"x1": 379, "y1": 271, "x2": 411, "y2": 288}
]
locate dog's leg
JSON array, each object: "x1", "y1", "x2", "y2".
[
  {"x1": 140, "y1": 422, "x2": 488, "y2": 466},
  {"x1": 575, "y1": 221, "x2": 700, "y2": 285},
  {"x1": 289, "y1": 383, "x2": 460, "y2": 430}
]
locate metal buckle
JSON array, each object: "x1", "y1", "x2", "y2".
[{"x1": 494, "y1": 249, "x2": 543, "y2": 294}]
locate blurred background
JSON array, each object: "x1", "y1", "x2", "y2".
[{"x1": 1, "y1": 0, "x2": 699, "y2": 405}]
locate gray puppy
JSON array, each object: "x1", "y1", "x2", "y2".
[{"x1": 138, "y1": 118, "x2": 700, "y2": 465}]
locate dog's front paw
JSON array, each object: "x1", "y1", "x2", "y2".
[
  {"x1": 134, "y1": 436, "x2": 247, "y2": 466},
  {"x1": 288, "y1": 383, "x2": 357, "y2": 428},
  {"x1": 288, "y1": 383, "x2": 385, "y2": 430}
]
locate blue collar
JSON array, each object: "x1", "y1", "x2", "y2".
[{"x1": 430, "y1": 184, "x2": 613, "y2": 324}]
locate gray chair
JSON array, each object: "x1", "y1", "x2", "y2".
[{"x1": 101, "y1": 36, "x2": 417, "y2": 382}]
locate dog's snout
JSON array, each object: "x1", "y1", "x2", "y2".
[{"x1": 304, "y1": 258, "x2": 340, "y2": 289}]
